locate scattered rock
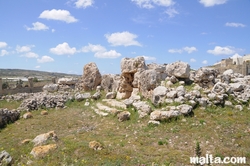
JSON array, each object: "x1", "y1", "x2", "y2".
[
  {"x1": 0, "y1": 150, "x2": 13, "y2": 166},
  {"x1": 23, "y1": 112, "x2": 33, "y2": 119},
  {"x1": 43, "y1": 84, "x2": 59, "y2": 93},
  {"x1": 132, "y1": 101, "x2": 152, "y2": 118},
  {"x1": 0, "y1": 109, "x2": 20, "y2": 128},
  {"x1": 81, "y1": 62, "x2": 102, "y2": 91},
  {"x1": 41, "y1": 110, "x2": 48, "y2": 115},
  {"x1": 106, "y1": 92, "x2": 116, "y2": 99},
  {"x1": 58, "y1": 77, "x2": 78, "y2": 85},
  {"x1": 151, "y1": 86, "x2": 168, "y2": 106},
  {"x1": 21, "y1": 139, "x2": 32, "y2": 145},
  {"x1": 32, "y1": 131, "x2": 58, "y2": 146},
  {"x1": 148, "y1": 120, "x2": 160, "y2": 125},
  {"x1": 117, "y1": 111, "x2": 131, "y2": 122},
  {"x1": 75, "y1": 93, "x2": 91, "y2": 102},
  {"x1": 165, "y1": 61, "x2": 190, "y2": 79},
  {"x1": 89, "y1": 141, "x2": 103, "y2": 150},
  {"x1": 30, "y1": 144, "x2": 57, "y2": 158},
  {"x1": 92, "y1": 92, "x2": 101, "y2": 100}
]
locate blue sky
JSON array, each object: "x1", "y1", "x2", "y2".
[{"x1": 0, "y1": 0, "x2": 249, "y2": 75}]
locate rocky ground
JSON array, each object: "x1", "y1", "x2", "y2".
[{"x1": 1, "y1": 56, "x2": 250, "y2": 165}]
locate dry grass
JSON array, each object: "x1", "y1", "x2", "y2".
[{"x1": 0, "y1": 98, "x2": 250, "y2": 165}]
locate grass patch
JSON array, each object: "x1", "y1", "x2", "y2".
[{"x1": 0, "y1": 99, "x2": 250, "y2": 165}]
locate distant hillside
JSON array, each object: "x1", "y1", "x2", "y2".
[{"x1": 0, "y1": 69, "x2": 81, "y2": 79}]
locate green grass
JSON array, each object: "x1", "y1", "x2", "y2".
[{"x1": 0, "y1": 99, "x2": 250, "y2": 165}]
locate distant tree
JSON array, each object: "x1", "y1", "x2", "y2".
[
  {"x1": 33, "y1": 77, "x2": 39, "y2": 82},
  {"x1": 16, "y1": 79, "x2": 23, "y2": 88},
  {"x1": 2, "y1": 82, "x2": 9, "y2": 89}
]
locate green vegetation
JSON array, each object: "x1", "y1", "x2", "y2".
[{"x1": 0, "y1": 98, "x2": 250, "y2": 165}]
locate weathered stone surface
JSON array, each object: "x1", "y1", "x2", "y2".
[
  {"x1": 194, "y1": 68, "x2": 219, "y2": 88},
  {"x1": 176, "y1": 104, "x2": 193, "y2": 115},
  {"x1": 212, "y1": 82, "x2": 231, "y2": 94},
  {"x1": 32, "y1": 131, "x2": 58, "y2": 146},
  {"x1": 0, "y1": 109, "x2": 20, "y2": 128},
  {"x1": 106, "y1": 92, "x2": 116, "y2": 99},
  {"x1": 132, "y1": 101, "x2": 152, "y2": 118},
  {"x1": 96, "y1": 103, "x2": 121, "y2": 115},
  {"x1": 101, "y1": 74, "x2": 119, "y2": 92},
  {"x1": 121, "y1": 56, "x2": 146, "y2": 73},
  {"x1": 150, "y1": 110, "x2": 181, "y2": 121},
  {"x1": 138, "y1": 69, "x2": 159, "y2": 98},
  {"x1": 58, "y1": 77, "x2": 78, "y2": 85},
  {"x1": 117, "y1": 73, "x2": 134, "y2": 99},
  {"x1": 43, "y1": 84, "x2": 59, "y2": 93},
  {"x1": 117, "y1": 111, "x2": 131, "y2": 122},
  {"x1": 89, "y1": 141, "x2": 103, "y2": 150},
  {"x1": 82, "y1": 62, "x2": 102, "y2": 91},
  {"x1": 152, "y1": 86, "x2": 168, "y2": 106},
  {"x1": 102, "y1": 99, "x2": 127, "y2": 109},
  {"x1": 92, "y1": 92, "x2": 101, "y2": 100},
  {"x1": 229, "y1": 83, "x2": 244, "y2": 92},
  {"x1": 165, "y1": 61, "x2": 190, "y2": 78},
  {"x1": 30, "y1": 144, "x2": 57, "y2": 158},
  {"x1": 75, "y1": 93, "x2": 91, "y2": 102},
  {"x1": 23, "y1": 112, "x2": 33, "y2": 119},
  {"x1": 0, "y1": 150, "x2": 13, "y2": 165},
  {"x1": 18, "y1": 92, "x2": 71, "y2": 111},
  {"x1": 41, "y1": 110, "x2": 48, "y2": 115}
]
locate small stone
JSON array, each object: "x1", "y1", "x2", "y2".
[
  {"x1": 41, "y1": 110, "x2": 48, "y2": 115},
  {"x1": 30, "y1": 144, "x2": 57, "y2": 158},
  {"x1": 89, "y1": 141, "x2": 103, "y2": 150},
  {"x1": 23, "y1": 112, "x2": 33, "y2": 119}
]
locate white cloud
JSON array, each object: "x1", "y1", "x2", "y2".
[
  {"x1": 50, "y1": 42, "x2": 77, "y2": 55},
  {"x1": 16, "y1": 45, "x2": 34, "y2": 53},
  {"x1": 168, "y1": 46, "x2": 197, "y2": 54},
  {"x1": 225, "y1": 22, "x2": 246, "y2": 28},
  {"x1": 21, "y1": 52, "x2": 39, "y2": 58},
  {"x1": 39, "y1": 9, "x2": 78, "y2": 23},
  {"x1": 75, "y1": 0, "x2": 94, "y2": 8},
  {"x1": 0, "y1": 42, "x2": 7, "y2": 48},
  {"x1": 26, "y1": 22, "x2": 49, "y2": 31},
  {"x1": 81, "y1": 43, "x2": 122, "y2": 59},
  {"x1": 183, "y1": 47, "x2": 197, "y2": 54},
  {"x1": 142, "y1": 56, "x2": 156, "y2": 61},
  {"x1": 37, "y1": 55, "x2": 54, "y2": 63},
  {"x1": 52, "y1": 29, "x2": 55, "y2": 33},
  {"x1": 131, "y1": 0, "x2": 174, "y2": 9},
  {"x1": 168, "y1": 49, "x2": 182, "y2": 54},
  {"x1": 105, "y1": 31, "x2": 142, "y2": 47},
  {"x1": 199, "y1": 0, "x2": 227, "y2": 7},
  {"x1": 82, "y1": 44, "x2": 106, "y2": 53},
  {"x1": 207, "y1": 46, "x2": 235, "y2": 55},
  {"x1": 94, "y1": 50, "x2": 121, "y2": 59},
  {"x1": 35, "y1": 65, "x2": 41, "y2": 69},
  {"x1": 190, "y1": 58, "x2": 196, "y2": 62},
  {"x1": 0, "y1": 50, "x2": 9, "y2": 56},
  {"x1": 165, "y1": 7, "x2": 179, "y2": 18},
  {"x1": 202, "y1": 60, "x2": 208, "y2": 64}
]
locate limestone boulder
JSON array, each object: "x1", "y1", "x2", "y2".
[
  {"x1": 43, "y1": 84, "x2": 59, "y2": 93},
  {"x1": 23, "y1": 112, "x2": 33, "y2": 119},
  {"x1": 101, "y1": 74, "x2": 120, "y2": 92},
  {"x1": 0, "y1": 150, "x2": 13, "y2": 165},
  {"x1": 150, "y1": 110, "x2": 181, "y2": 121},
  {"x1": 193, "y1": 68, "x2": 219, "y2": 88},
  {"x1": 138, "y1": 69, "x2": 159, "y2": 98},
  {"x1": 75, "y1": 93, "x2": 91, "y2": 102},
  {"x1": 32, "y1": 131, "x2": 58, "y2": 146},
  {"x1": 30, "y1": 144, "x2": 57, "y2": 158},
  {"x1": 117, "y1": 111, "x2": 131, "y2": 122},
  {"x1": 121, "y1": 56, "x2": 146, "y2": 73},
  {"x1": 132, "y1": 101, "x2": 152, "y2": 118},
  {"x1": 57, "y1": 77, "x2": 78, "y2": 85},
  {"x1": 82, "y1": 62, "x2": 102, "y2": 91},
  {"x1": 151, "y1": 86, "x2": 168, "y2": 106},
  {"x1": 106, "y1": 92, "x2": 116, "y2": 99},
  {"x1": 89, "y1": 141, "x2": 103, "y2": 150},
  {"x1": 165, "y1": 61, "x2": 190, "y2": 79}
]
